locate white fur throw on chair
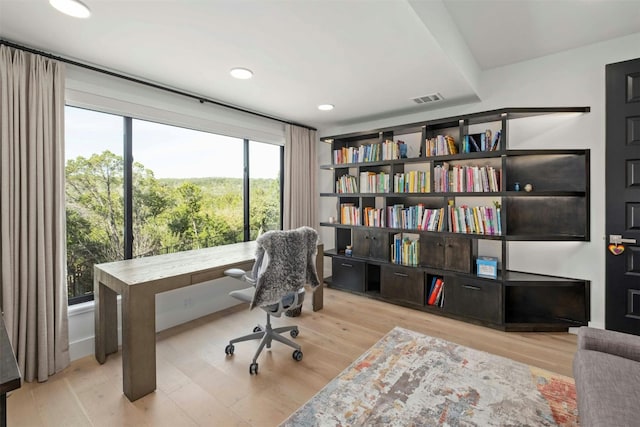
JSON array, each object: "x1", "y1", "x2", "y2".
[{"x1": 250, "y1": 226, "x2": 320, "y2": 309}]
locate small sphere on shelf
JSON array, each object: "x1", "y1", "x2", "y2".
[{"x1": 524, "y1": 183, "x2": 533, "y2": 192}]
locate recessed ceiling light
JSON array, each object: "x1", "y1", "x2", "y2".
[
  {"x1": 230, "y1": 68, "x2": 253, "y2": 79},
  {"x1": 318, "y1": 104, "x2": 334, "y2": 111},
  {"x1": 49, "y1": 0, "x2": 91, "y2": 18}
]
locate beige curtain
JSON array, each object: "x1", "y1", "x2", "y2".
[
  {"x1": 0, "y1": 45, "x2": 70, "y2": 382},
  {"x1": 283, "y1": 124, "x2": 318, "y2": 230}
]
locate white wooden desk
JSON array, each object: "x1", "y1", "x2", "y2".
[{"x1": 94, "y1": 241, "x2": 324, "y2": 401}]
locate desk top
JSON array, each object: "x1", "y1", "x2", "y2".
[
  {"x1": 94, "y1": 240, "x2": 258, "y2": 290},
  {"x1": 1, "y1": 314, "x2": 21, "y2": 395}
]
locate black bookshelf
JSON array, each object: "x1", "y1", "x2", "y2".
[{"x1": 321, "y1": 107, "x2": 591, "y2": 332}]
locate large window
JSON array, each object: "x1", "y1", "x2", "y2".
[
  {"x1": 65, "y1": 107, "x2": 124, "y2": 303},
  {"x1": 65, "y1": 106, "x2": 283, "y2": 304},
  {"x1": 249, "y1": 140, "x2": 282, "y2": 240}
]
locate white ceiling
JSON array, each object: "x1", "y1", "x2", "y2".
[{"x1": 1, "y1": 0, "x2": 639, "y2": 130}]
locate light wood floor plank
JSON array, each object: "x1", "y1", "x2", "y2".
[{"x1": 6, "y1": 287, "x2": 578, "y2": 426}]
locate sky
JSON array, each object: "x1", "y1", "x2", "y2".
[{"x1": 64, "y1": 106, "x2": 281, "y2": 179}]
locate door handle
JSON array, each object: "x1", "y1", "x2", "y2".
[{"x1": 609, "y1": 234, "x2": 637, "y2": 245}]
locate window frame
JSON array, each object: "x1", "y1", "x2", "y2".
[{"x1": 66, "y1": 106, "x2": 284, "y2": 305}]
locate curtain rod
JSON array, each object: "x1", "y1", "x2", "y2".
[{"x1": 0, "y1": 39, "x2": 317, "y2": 132}]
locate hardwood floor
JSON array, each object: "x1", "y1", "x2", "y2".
[{"x1": 7, "y1": 287, "x2": 578, "y2": 426}]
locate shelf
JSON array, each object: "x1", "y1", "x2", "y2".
[
  {"x1": 321, "y1": 106, "x2": 591, "y2": 332},
  {"x1": 322, "y1": 191, "x2": 585, "y2": 198},
  {"x1": 321, "y1": 107, "x2": 590, "y2": 142},
  {"x1": 321, "y1": 156, "x2": 430, "y2": 170}
]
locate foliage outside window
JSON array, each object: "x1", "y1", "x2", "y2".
[{"x1": 65, "y1": 107, "x2": 282, "y2": 304}]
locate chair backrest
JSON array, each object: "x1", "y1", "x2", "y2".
[{"x1": 250, "y1": 226, "x2": 320, "y2": 310}]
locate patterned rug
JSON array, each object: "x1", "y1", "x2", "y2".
[{"x1": 282, "y1": 327, "x2": 578, "y2": 426}]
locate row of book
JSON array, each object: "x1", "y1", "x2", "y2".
[
  {"x1": 340, "y1": 204, "x2": 360, "y2": 225},
  {"x1": 387, "y1": 204, "x2": 446, "y2": 231},
  {"x1": 360, "y1": 171, "x2": 391, "y2": 193},
  {"x1": 427, "y1": 276, "x2": 445, "y2": 307},
  {"x1": 434, "y1": 163, "x2": 501, "y2": 193},
  {"x1": 390, "y1": 233, "x2": 419, "y2": 267},
  {"x1": 447, "y1": 204, "x2": 502, "y2": 235},
  {"x1": 362, "y1": 205, "x2": 445, "y2": 231},
  {"x1": 425, "y1": 135, "x2": 457, "y2": 157},
  {"x1": 334, "y1": 130, "x2": 502, "y2": 165},
  {"x1": 363, "y1": 207, "x2": 385, "y2": 227},
  {"x1": 333, "y1": 140, "x2": 404, "y2": 164},
  {"x1": 393, "y1": 170, "x2": 430, "y2": 193},
  {"x1": 337, "y1": 171, "x2": 431, "y2": 194},
  {"x1": 462, "y1": 130, "x2": 501, "y2": 153},
  {"x1": 346, "y1": 202, "x2": 491, "y2": 234},
  {"x1": 336, "y1": 175, "x2": 358, "y2": 193},
  {"x1": 341, "y1": 202, "x2": 501, "y2": 234}
]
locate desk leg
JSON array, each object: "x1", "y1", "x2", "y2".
[
  {"x1": 121, "y1": 289, "x2": 156, "y2": 401},
  {"x1": 1, "y1": 392, "x2": 6, "y2": 427},
  {"x1": 94, "y1": 280, "x2": 118, "y2": 364},
  {"x1": 312, "y1": 244, "x2": 324, "y2": 311}
]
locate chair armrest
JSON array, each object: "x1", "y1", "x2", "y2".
[
  {"x1": 577, "y1": 326, "x2": 640, "y2": 363},
  {"x1": 224, "y1": 268, "x2": 255, "y2": 285}
]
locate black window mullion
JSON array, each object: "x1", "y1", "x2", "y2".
[
  {"x1": 243, "y1": 139, "x2": 250, "y2": 241},
  {"x1": 279, "y1": 146, "x2": 284, "y2": 231},
  {"x1": 124, "y1": 117, "x2": 133, "y2": 259}
]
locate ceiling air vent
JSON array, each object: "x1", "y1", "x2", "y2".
[{"x1": 412, "y1": 93, "x2": 444, "y2": 104}]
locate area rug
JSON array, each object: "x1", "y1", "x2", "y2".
[{"x1": 281, "y1": 327, "x2": 578, "y2": 426}]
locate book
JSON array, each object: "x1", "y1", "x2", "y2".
[
  {"x1": 428, "y1": 276, "x2": 438, "y2": 300},
  {"x1": 428, "y1": 278, "x2": 444, "y2": 305},
  {"x1": 490, "y1": 130, "x2": 502, "y2": 151}
]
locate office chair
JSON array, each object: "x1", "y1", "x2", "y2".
[{"x1": 224, "y1": 226, "x2": 320, "y2": 375}]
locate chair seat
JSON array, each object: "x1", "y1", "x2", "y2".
[
  {"x1": 230, "y1": 286, "x2": 305, "y2": 312},
  {"x1": 229, "y1": 286, "x2": 255, "y2": 303}
]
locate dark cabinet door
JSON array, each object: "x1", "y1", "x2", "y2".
[
  {"x1": 445, "y1": 277, "x2": 502, "y2": 324},
  {"x1": 381, "y1": 264, "x2": 425, "y2": 306},
  {"x1": 444, "y1": 237, "x2": 474, "y2": 273},
  {"x1": 420, "y1": 236, "x2": 445, "y2": 269},
  {"x1": 331, "y1": 257, "x2": 365, "y2": 292},
  {"x1": 353, "y1": 229, "x2": 388, "y2": 261}
]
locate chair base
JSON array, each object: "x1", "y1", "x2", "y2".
[{"x1": 226, "y1": 312, "x2": 302, "y2": 372}]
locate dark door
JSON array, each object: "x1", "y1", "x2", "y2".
[
  {"x1": 353, "y1": 229, "x2": 388, "y2": 261},
  {"x1": 606, "y1": 58, "x2": 640, "y2": 335}
]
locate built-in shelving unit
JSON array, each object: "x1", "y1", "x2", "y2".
[{"x1": 321, "y1": 107, "x2": 591, "y2": 331}]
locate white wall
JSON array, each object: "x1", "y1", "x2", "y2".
[{"x1": 318, "y1": 32, "x2": 640, "y2": 329}]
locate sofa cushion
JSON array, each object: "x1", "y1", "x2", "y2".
[{"x1": 574, "y1": 349, "x2": 640, "y2": 427}]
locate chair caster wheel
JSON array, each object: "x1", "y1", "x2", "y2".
[
  {"x1": 225, "y1": 344, "x2": 234, "y2": 355},
  {"x1": 292, "y1": 350, "x2": 303, "y2": 361},
  {"x1": 253, "y1": 326, "x2": 262, "y2": 333},
  {"x1": 290, "y1": 328, "x2": 299, "y2": 338},
  {"x1": 249, "y1": 362, "x2": 259, "y2": 375}
]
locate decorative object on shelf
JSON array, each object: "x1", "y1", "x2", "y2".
[
  {"x1": 328, "y1": 216, "x2": 336, "y2": 224},
  {"x1": 345, "y1": 245, "x2": 353, "y2": 257},
  {"x1": 514, "y1": 182, "x2": 521, "y2": 191},
  {"x1": 524, "y1": 183, "x2": 533, "y2": 192},
  {"x1": 476, "y1": 256, "x2": 499, "y2": 279}
]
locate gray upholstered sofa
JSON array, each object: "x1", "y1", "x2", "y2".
[{"x1": 573, "y1": 326, "x2": 640, "y2": 427}]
